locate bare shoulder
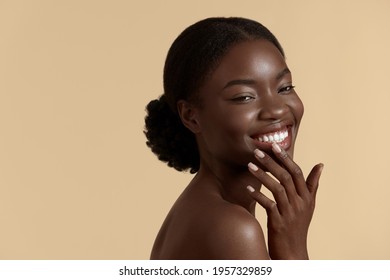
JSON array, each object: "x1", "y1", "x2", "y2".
[
  {"x1": 204, "y1": 202, "x2": 269, "y2": 259},
  {"x1": 151, "y1": 184, "x2": 269, "y2": 260}
]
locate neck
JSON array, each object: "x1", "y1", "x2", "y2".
[{"x1": 196, "y1": 160, "x2": 262, "y2": 215}]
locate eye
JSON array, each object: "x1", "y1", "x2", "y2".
[
  {"x1": 231, "y1": 95, "x2": 255, "y2": 103},
  {"x1": 278, "y1": 85, "x2": 295, "y2": 94}
]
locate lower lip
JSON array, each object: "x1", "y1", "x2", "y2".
[{"x1": 252, "y1": 127, "x2": 293, "y2": 151}]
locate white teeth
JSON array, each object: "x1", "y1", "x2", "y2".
[{"x1": 257, "y1": 129, "x2": 289, "y2": 143}]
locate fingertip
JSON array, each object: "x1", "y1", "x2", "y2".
[
  {"x1": 246, "y1": 185, "x2": 255, "y2": 193},
  {"x1": 248, "y1": 162, "x2": 259, "y2": 172},
  {"x1": 254, "y1": 149, "x2": 265, "y2": 158},
  {"x1": 318, "y1": 163, "x2": 325, "y2": 174},
  {"x1": 307, "y1": 163, "x2": 324, "y2": 191},
  {"x1": 271, "y1": 142, "x2": 282, "y2": 154}
]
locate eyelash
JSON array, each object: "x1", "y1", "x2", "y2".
[
  {"x1": 278, "y1": 85, "x2": 295, "y2": 94},
  {"x1": 231, "y1": 95, "x2": 254, "y2": 103},
  {"x1": 230, "y1": 86, "x2": 295, "y2": 103}
]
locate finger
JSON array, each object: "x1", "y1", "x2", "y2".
[
  {"x1": 253, "y1": 148, "x2": 298, "y2": 202},
  {"x1": 248, "y1": 161, "x2": 291, "y2": 214},
  {"x1": 246, "y1": 185, "x2": 280, "y2": 217},
  {"x1": 306, "y1": 163, "x2": 324, "y2": 199},
  {"x1": 270, "y1": 143, "x2": 308, "y2": 197}
]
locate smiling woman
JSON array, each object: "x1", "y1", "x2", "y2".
[{"x1": 144, "y1": 17, "x2": 323, "y2": 260}]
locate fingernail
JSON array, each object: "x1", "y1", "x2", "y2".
[
  {"x1": 272, "y1": 142, "x2": 282, "y2": 153},
  {"x1": 248, "y1": 162, "x2": 258, "y2": 171},
  {"x1": 247, "y1": 185, "x2": 255, "y2": 192},
  {"x1": 254, "y1": 149, "x2": 265, "y2": 158}
]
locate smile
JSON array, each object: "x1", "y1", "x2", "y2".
[{"x1": 256, "y1": 128, "x2": 288, "y2": 143}]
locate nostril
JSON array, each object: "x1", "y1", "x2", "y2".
[{"x1": 257, "y1": 100, "x2": 289, "y2": 120}]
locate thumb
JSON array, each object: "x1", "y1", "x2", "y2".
[{"x1": 306, "y1": 163, "x2": 324, "y2": 197}]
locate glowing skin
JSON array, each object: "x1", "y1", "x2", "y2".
[
  {"x1": 193, "y1": 40, "x2": 304, "y2": 171},
  {"x1": 151, "y1": 40, "x2": 323, "y2": 260}
]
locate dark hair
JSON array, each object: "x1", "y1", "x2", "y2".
[{"x1": 144, "y1": 17, "x2": 284, "y2": 173}]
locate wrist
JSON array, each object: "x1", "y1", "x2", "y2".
[{"x1": 269, "y1": 246, "x2": 309, "y2": 260}]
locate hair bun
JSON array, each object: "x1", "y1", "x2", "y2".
[{"x1": 144, "y1": 95, "x2": 199, "y2": 173}]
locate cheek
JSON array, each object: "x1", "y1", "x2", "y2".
[
  {"x1": 199, "y1": 106, "x2": 255, "y2": 151},
  {"x1": 219, "y1": 106, "x2": 259, "y2": 142},
  {"x1": 289, "y1": 95, "x2": 304, "y2": 123},
  {"x1": 286, "y1": 95, "x2": 304, "y2": 158},
  {"x1": 224, "y1": 110, "x2": 254, "y2": 134},
  {"x1": 204, "y1": 115, "x2": 246, "y2": 144}
]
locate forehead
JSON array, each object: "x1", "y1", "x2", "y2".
[{"x1": 207, "y1": 40, "x2": 288, "y2": 86}]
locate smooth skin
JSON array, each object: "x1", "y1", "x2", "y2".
[
  {"x1": 150, "y1": 39, "x2": 323, "y2": 259},
  {"x1": 247, "y1": 144, "x2": 323, "y2": 259}
]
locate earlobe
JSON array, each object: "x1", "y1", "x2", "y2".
[{"x1": 177, "y1": 100, "x2": 201, "y2": 133}]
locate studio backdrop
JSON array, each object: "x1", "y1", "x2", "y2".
[{"x1": 0, "y1": 0, "x2": 389, "y2": 259}]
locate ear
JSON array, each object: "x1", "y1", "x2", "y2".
[{"x1": 177, "y1": 100, "x2": 201, "y2": 134}]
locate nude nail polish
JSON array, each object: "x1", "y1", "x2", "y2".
[
  {"x1": 248, "y1": 162, "x2": 258, "y2": 171},
  {"x1": 254, "y1": 149, "x2": 265, "y2": 158},
  {"x1": 272, "y1": 142, "x2": 282, "y2": 153}
]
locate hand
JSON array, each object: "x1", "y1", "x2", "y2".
[{"x1": 246, "y1": 142, "x2": 324, "y2": 260}]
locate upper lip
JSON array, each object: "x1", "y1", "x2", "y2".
[{"x1": 250, "y1": 121, "x2": 293, "y2": 138}]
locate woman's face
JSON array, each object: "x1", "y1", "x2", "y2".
[{"x1": 194, "y1": 39, "x2": 304, "y2": 168}]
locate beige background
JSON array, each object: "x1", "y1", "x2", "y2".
[{"x1": 1, "y1": 0, "x2": 389, "y2": 259}]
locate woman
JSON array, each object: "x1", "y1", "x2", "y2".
[{"x1": 145, "y1": 17, "x2": 324, "y2": 260}]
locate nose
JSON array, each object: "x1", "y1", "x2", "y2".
[{"x1": 257, "y1": 93, "x2": 288, "y2": 121}]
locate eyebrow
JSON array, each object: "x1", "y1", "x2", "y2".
[
  {"x1": 223, "y1": 68, "x2": 292, "y2": 90},
  {"x1": 276, "y1": 67, "x2": 291, "y2": 80},
  {"x1": 223, "y1": 79, "x2": 256, "y2": 89}
]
